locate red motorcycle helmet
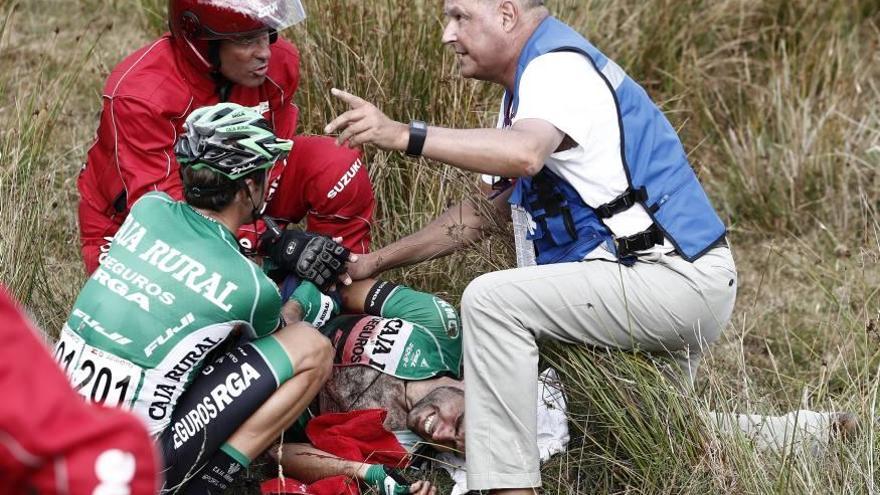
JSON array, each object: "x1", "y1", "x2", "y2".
[{"x1": 169, "y1": 0, "x2": 306, "y2": 71}]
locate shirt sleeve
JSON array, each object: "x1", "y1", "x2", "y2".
[
  {"x1": 109, "y1": 96, "x2": 185, "y2": 209},
  {"x1": 251, "y1": 279, "x2": 282, "y2": 338},
  {"x1": 513, "y1": 51, "x2": 617, "y2": 150},
  {"x1": 283, "y1": 136, "x2": 375, "y2": 254},
  {"x1": 368, "y1": 284, "x2": 460, "y2": 339}
]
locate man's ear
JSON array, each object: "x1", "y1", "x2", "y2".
[
  {"x1": 246, "y1": 176, "x2": 265, "y2": 197},
  {"x1": 500, "y1": 0, "x2": 518, "y2": 32},
  {"x1": 234, "y1": 177, "x2": 258, "y2": 205}
]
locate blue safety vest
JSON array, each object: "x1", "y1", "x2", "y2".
[{"x1": 508, "y1": 17, "x2": 726, "y2": 263}]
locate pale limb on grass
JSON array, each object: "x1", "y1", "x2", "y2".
[{"x1": 270, "y1": 443, "x2": 437, "y2": 494}]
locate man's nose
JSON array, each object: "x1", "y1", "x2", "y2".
[
  {"x1": 254, "y1": 41, "x2": 271, "y2": 61},
  {"x1": 441, "y1": 21, "x2": 456, "y2": 44},
  {"x1": 434, "y1": 422, "x2": 455, "y2": 442}
]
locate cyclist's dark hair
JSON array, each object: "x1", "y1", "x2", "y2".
[{"x1": 180, "y1": 167, "x2": 266, "y2": 212}]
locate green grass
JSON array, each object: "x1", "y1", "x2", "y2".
[{"x1": 1, "y1": 0, "x2": 879, "y2": 493}]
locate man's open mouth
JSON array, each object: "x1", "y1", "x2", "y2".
[{"x1": 423, "y1": 412, "x2": 437, "y2": 436}]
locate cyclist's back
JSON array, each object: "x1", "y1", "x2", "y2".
[
  {"x1": 57, "y1": 191, "x2": 281, "y2": 434},
  {"x1": 56, "y1": 102, "x2": 353, "y2": 492}
]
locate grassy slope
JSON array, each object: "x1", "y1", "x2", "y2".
[{"x1": 1, "y1": 0, "x2": 879, "y2": 493}]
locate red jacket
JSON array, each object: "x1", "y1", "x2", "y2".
[
  {"x1": 0, "y1": 286, "x2": 158, "y2": 494},
  {"x1": 79, "y1": 35, "x2": 373, "y2": 272}
]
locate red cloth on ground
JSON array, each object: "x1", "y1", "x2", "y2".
[
  {"x1": 261, "y1": 475, "x2": 358, "y2": 495},
  {"x1": 306, "y1": 409, "x2": 409, "y2": 467},
  {"x1": 261, "y1": 409, "x2": 408, "y2": 495}
]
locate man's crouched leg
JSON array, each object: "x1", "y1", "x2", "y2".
[{"x1": 160, "y1": 323, "x2": 333, "y2": 494}]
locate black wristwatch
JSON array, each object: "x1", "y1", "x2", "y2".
[{"x1": 406, "y1": 120, "x2": 428, "y2": 157}]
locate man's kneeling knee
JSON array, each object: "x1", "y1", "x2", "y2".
[{"x1": 274, "y1": 322, "x2": 334, "y2": 383}]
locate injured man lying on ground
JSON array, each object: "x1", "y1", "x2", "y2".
[
  {"x1": 265, "y1": 278, "x2": 464, "y2": 495},
  {"x1": 262, "y1": 276, "x2": 856, "y2": 495}
]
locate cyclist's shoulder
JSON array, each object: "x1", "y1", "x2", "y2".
[{"x1": 129, "y1": 191, "x2": 177, "y2": 217}]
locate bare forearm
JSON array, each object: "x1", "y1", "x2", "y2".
[
  {"x1": 327, "y1": 89, "x2": 564, "y2": 178},
  {"x1": 419, "y1": 126, "x2": 544, "y2": 177},
  {"x1": 275, "y1": 443, "x2": 369, "y2": 483},
  {"x1": 338, "y1": 278, "x2": 377, "y2": 313},
  {"x1": 371, "y1": 123, "x2": 541, "y2": 176},
  {"x1": 368, "y1": 197, "x2": 496, "y2": 274}
]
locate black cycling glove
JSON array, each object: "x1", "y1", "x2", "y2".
[{"x1": 260, "y1": 228, "x2": 350, "y2": 291}]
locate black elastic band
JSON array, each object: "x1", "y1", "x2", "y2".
[{"x1": 364, "y1": 280, "x2": 399, "y2": 316}]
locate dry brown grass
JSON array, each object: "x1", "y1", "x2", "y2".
[{"x1": 1, "y1": 0, "x2": 879, "y2": 493}]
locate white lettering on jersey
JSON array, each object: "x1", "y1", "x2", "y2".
[
  {"x1": 92, "y1": 268, "x2": 153, "y2": 312},
  {"x1": 114, "y1": 214, "x2": 147, "y2": 253},
  {"x1": 326, "y1": 158, "x2": 362, "y2": 199},
  {"x1": 144, "y1": 313, "x2": 196, "y2": 357},
  {"x1": 139, "y1": 239, "x2": 239, "y2": 311},
  {"x1": 73, "y1": 308, "x2": 132, "y2": 345}
]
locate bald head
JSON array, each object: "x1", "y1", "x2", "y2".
[
  {"x1": 482, "y1": 0, "x2": 543, "y2": 6},
  {"x1": 443, "y1": 0, "x2": 549, "y2": 87},
  {"x1": 481, "y1": 0, "x2": 546, "y2": 15}
]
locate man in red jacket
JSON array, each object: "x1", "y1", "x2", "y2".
[
  {"x1": 78, "y1": 0, "x2": 374, "y2": 274},
  {"x1": 0, "y1": 285, "x2": 158, "y2": 494}
]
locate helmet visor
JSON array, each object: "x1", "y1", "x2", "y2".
[{"x1": 199, "y1": 0, "x2": 307, "y2": 38}]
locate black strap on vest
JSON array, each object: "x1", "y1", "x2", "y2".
[
  {"x1": 531, "y1": 172, "x2": 577, "y2": 241},
  {"x1": 595, "y1": 187, "x2": 648, "y2": 219},
  {"x1": 615, "y1": 223, "x2": 665, "y2": 257}
]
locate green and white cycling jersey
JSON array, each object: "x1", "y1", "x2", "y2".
[
  {"x1": 320, "y1": 282, "x2": 462, "y2": 380},
  {"x1": 54, "y1": 192, "x2": 281, "y2": 435}
]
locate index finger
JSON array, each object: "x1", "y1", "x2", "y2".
[
  {"x1": 325, "y1": 108, "x2": 360, "y2": 135},
  {"x1": 330, "y1": 87, "x2": 367, "y2": 108}
]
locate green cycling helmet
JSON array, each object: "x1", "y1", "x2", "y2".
[{"x1": 175, "y1": 102, "x2": 293, "y2": 180}]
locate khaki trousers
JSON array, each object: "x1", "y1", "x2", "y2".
[{"x1": 461, "y1": 247, "x2": 737, "y2": 490}]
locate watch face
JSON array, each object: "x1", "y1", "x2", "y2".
[{"x1": 413, "y1": 120, "x2": 427, "y2": 130}]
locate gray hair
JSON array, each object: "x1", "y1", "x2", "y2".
[{"x1": 483, "y1": 0, "x2": 544, "y2": 7}]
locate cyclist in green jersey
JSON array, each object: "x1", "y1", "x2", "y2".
[
  {"x1": 56, "y1": 102, "x2": 352, "y2": 494},
  {"x1": 270, "y1": 278, "x2": 464, "y2": 495}
]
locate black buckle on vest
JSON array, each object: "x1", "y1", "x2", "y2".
[
  {"x1": 530, "y1": 174, "x2": 578, "y2": 241},
  {"x1": 615, "y1": 223, "x2": 664, "y2": 257},
  {"x1": 596, "y1": 187, "x2": 648, "y2": 219}
]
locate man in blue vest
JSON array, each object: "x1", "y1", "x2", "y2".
[{"x1": 323, "y1": 1, "x2": 852, "y2": 493}]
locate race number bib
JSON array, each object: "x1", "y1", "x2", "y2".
[{"x1": 53, "y1": 325, "x2": 143, "y2": 409}]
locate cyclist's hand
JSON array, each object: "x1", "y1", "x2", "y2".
[
  {"x1": 260, "y1": 229, "x2": 353, "y2": 290},
  {"x1": 408, "y1": 480, "x2": 437, "y2": 495}
]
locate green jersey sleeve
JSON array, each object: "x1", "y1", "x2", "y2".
[
  {"x1": 289, "y1": 281, "x2": 340, "y2": 328},
  {"x1": 361, "y1": 281, "x2": 462, "y2": 377},
  {"x1": 249, "y1": 273, "x2": 282, "y2": 338},
  {"x1": 364, "y1": 281, "x2": 460, "y2": 339}
]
